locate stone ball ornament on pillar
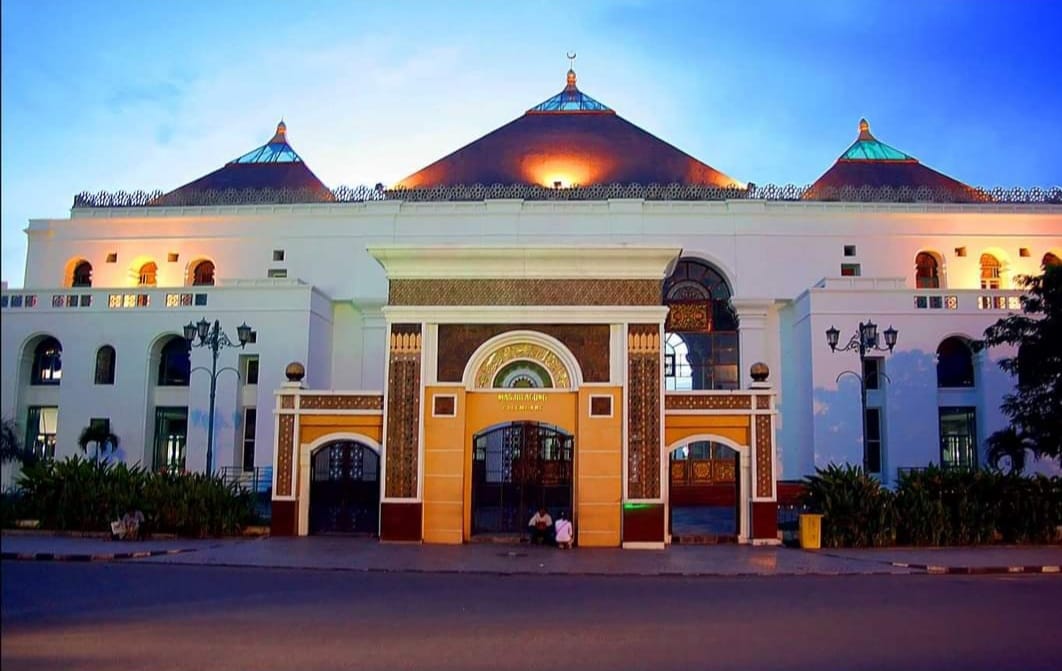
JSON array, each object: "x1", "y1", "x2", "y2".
[
  {"x1": 750, "y1": 361, "x2": 770, "y2": 383},
  {"x1": 285, "y1": 361, "x2": 306, "y2": 383}
]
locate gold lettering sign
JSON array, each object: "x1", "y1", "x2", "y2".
[{"x1": 497, "y1": 392, "x2": 547, "y2": 412}]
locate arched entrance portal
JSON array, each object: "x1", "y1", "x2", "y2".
[
  {"x1": 309, "y1": 441, "x2": 380, "y2": 535},
  {"x1": 471, "y1": 422, "x2": 573, "y2": 535},
  {"x1": 669, "y1": 441, "x2": 740, "y2": 541}
]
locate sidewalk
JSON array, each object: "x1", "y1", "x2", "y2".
[{"x1": 2, "y1": 533, "x2": 1059, "y2": 576}]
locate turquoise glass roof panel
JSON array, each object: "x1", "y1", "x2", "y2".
[
  {"x1": 530, "y1": 88, "x2": 611, "y2": 112},
  {"x1": 232, "y1": 142, "x2": 302, "y2": 164},
  {"x1": 841, "y1": 139, "x2": 913, "y2": 161}
]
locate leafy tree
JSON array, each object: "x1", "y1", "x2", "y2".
[
  {"x1": 982, "y1": 263, "x2": 1062, "y2": 464},
  {"x1": 77, "y1": 423, "x2": 120, "y2": 464},
  {"x1": 0, "y1": 417, "x2": 37, "y2": 466}
]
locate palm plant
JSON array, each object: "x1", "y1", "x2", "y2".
[
  {"x1": 986, "y1": 427, "x2": 1033, "y2": 475},
  {"x1": 77, "y1": 423, "x2": 120, "y2": 464},
  {"x1": 0, "y1": 417, "x2": 37, "y2": 466}
]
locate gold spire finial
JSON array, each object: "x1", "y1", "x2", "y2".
[
  {"x1": 269, "y1": 119, "x2": 287, "y2": 144},
  {"x1": 566, "y1": 51, "x2": 577, "y2": 87},
  {"x1": 858, "y1": 118, "x2": 873, "y2": 140}
]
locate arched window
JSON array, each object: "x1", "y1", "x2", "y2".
[
  {"x1": 192, "y1": 260, "x2": 215, "y2": 286},
  {"x1": 1043, "y1": 252, "x2": 1061, "y2": 268},
  {"x1": 980, "y1": 254, "x2": 1001, "y2": 289},
  {"x1": 937, "y1": 337, "x2": 975, "y2": 388},
  {"x1": 663, "y1": 259, "x2": 739, "y2": 390},
  {"x1": 915, "y1": 252, "x2": 940, "y2": 289},
  {"x1": 157, "y1": 337, "x2": 191, "y2": 386},
  {"x1": 138, "y1": 262, "x2": 158, "y2": 287},
  {"x1": 94, "y1": 345, "x2": 116, "y2": 385},
  {"x1": 72, "y1": 261, "x2": 93, "y2": 287},
  {"x1": 31, "y1": 337, "x2": 63, "y2": 385}
]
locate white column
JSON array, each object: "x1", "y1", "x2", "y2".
[{"x1": 732, "y1": 298, "x2": 773, "y2": 389}]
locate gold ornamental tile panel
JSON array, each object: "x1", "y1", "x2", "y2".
[
  {"x1": 280, "y1": 396, "x2": 294, "y2": 409},
  {"x1": 756, "y1": 395, "x2": 771, "y2": 410},
  {"x1": 276, "y1": 415, "x2": 295, "y2": 497},
  {"x1": 665, "y1": 394, "x2": 752, "y2": 410},
  {"x1": 389, "y1": 279, "x2": 661, "y2": 306},
  {"x1": 627, "y1": 323, "x2": 661, "y2": 499},
  {"x1": 385, "y1": 324, "x2": 422, "y2": 499},
  {"x1": 300, "y1": 394, "x2": 384, "y2": 411},
  {"x1": 474, "y1": 342, "x2": 571, "y2": 388},
  {"x1": 755, "y1": 415, "x2": 773, "y2": 498}
]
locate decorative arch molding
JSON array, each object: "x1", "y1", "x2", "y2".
[
  {"x1": 63, "y1": 257, "x2": 93, "y2": 288},
  {"x1": 668, "y1": 251, "x2": 737, "y2": 294},
  {"x1": 185, "y1": 257, "x2": 216, "y2": 286},
  {"x1": 665, "y1": 433, "x2": 749, "y2": 457},
  {"x1": 298, "y1": 432, "x2": 383, "y2": 536},
  {"x1": 462, "y1": 330, "x2": 583, "y2": 390},
  {"x1": 914, "y1": 249, "x2": 946, "y2": 289}
]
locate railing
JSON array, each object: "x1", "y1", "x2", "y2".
[
  {"x1": 70, "y1": 184, "x2": 1062, "y2": 208},
  {"x1": 219, "y1": 466, "x2": 273, "y2": 520}
]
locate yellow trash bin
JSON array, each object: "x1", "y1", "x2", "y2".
[{"x1": 799, "y1": 514, "x2": 823, "y2": 549}]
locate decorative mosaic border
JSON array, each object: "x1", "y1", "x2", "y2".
[
  {"x1": 755, "y1": 415, "x2": 773, "y2": 498},
  {"x1": 276, "y1": 415, "x2": 295, "y2": 497},
  {"x1": 389, "y1": 279, "x2": 661, "y2": 307},
  {"x1": 73, "y1": 184, "x2": 1062, "y2": 208}
]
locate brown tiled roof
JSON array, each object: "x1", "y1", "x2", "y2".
[
  {"x1": 395, "y1": 71, "x2": 738, "y2": 189},
  {"x1": 806, "y1": 119, "x2": 979, "y2": 201}
]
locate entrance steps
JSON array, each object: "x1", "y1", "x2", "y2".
[
  {"x1": 469, "y1": 534, "x2": 528, "y2": 545},
  {"x1": 671, "y1": 534, "x2": 738, "y2": 545}
]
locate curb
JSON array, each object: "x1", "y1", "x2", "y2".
[
  {"x1": 1, "y1": 548, "x2": 198, "y2": 562},
  {"x1": 889, "y1": 562, "x2": 1061, "y2": 575}
]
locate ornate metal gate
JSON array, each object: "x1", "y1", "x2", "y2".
[
  {"x1": 309, "y1": 441, "x2": 380, "y2": 535},
  {"x1": 472, "y1": 422, "x2": 573, "y2": 534}
]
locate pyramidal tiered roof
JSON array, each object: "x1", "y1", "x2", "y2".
[
  {"x1": 805, "y1": 119, "x2": 978, "y2": 200},
  {"x1": 155, "y1": 121, "x2": 332, "y2": 205},
  {"x1": 395, "y1": 67, "x2": 739, "y2": 189}
]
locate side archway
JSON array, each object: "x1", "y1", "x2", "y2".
[
  {"x1": 665, "y1": 433, "x2": 751, "y2": 542},
  {"x1": 298, "y1": 433, "x2": 382, "y2": 536}
]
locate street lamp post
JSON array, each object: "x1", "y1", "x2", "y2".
[
  {"x1": 825, "y1": 321, "x2": 898, "y2": 472},
  {"x1": 183, "y1": 318, "x2": 252, "y2": 475}
]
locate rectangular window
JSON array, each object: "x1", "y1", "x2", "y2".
[
  {"x1": 939, "y1": 407, "x2": 977, "y2": 470},
  {"x1": 843, "y1": 244, "x2": 857, "y2": 257},
  {"x1": 244, "y1": 356, "x2": 260, "y2": 385},
  {"x1": 25, "y1": 406, "x2": 59, "y2": 460},
  {"x1": 79, "y1": 295, "x2": 92, "y2": 307},
  {"x1": 242, "y1": 408, "x2": 257, "y2": 471},
  {"x1": 954, "y1": 247, "x2": 967, "y2": 257},
  {"x1": 168, "y1": 252, "x2": 180, "y2": 262},
  {"x1": 267, "y1": 269, "x2": 287, "y2": 279},
  {"x1": 841, "y1": 263, "x2": 861, "y2": 277},
  {"x1": 865, "y1": 407, "x2": 882, "y2": 474},
  {"x1": 153, "y1": 406, "x2": 188, "y2": 473},
  {"x1": 1019, "y1": 248, "x2": 1030, "y2": 258},
  {"x1": 272, "y1": 250, "x2": 285, "y2": 262},
  {"x1": 106, "y1": 252, "x2": 118, "y2": 263},
  {"x1": 863, "y1": 357, "x2": 883, "y2": 390}
]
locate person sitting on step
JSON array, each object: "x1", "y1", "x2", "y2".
[
  {"x1": 554, "y1": 511, "x2": 573, "y2": 549},
  {"x1": 527, "y1": 507, "x2": 554, "y2": 545}
]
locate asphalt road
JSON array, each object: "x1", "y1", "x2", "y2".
[{"x1": 2, "y1": 561, "x2": 1060, "y2": 671}]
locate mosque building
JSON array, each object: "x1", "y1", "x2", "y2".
[{"x1": 2, "y1": 64, "x2": 1059, "y2": 546}]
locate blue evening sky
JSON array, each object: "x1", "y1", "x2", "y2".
[{"x1": 2, "y1": 0, "x2": 1060, "y2": 286}]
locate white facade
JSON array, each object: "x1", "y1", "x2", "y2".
[{"x1": 3, "y1": 197, "x2": 1061, "y2": 487}]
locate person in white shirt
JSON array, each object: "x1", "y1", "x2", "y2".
[
  {"x1": 528, "y1": 507, "x2": 553, "y2": 545},
  {"x1": 554, "y1": 511, "x2": 573, "y2": 549}
]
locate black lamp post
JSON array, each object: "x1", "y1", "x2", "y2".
[
  {"x1": 183, "y1": 318, "x2": 252, "y2": 475},
  {"x1": 825, "y1": 321, "x2": 898, "y2": 472}
]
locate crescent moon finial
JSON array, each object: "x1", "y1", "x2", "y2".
[{"x1": 567, "y1": 51, "x2": 577, "y2": 68}]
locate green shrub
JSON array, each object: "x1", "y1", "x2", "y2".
[
  {"x1": 802, "y1": 464, "x2": 896, "y2": 547},
  {"x1": 805, "y1": 463, "x2": 1062, "y2": 548},
  {"x1": 15, "y1": 457, "x2": 255, "y2": 537}
]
